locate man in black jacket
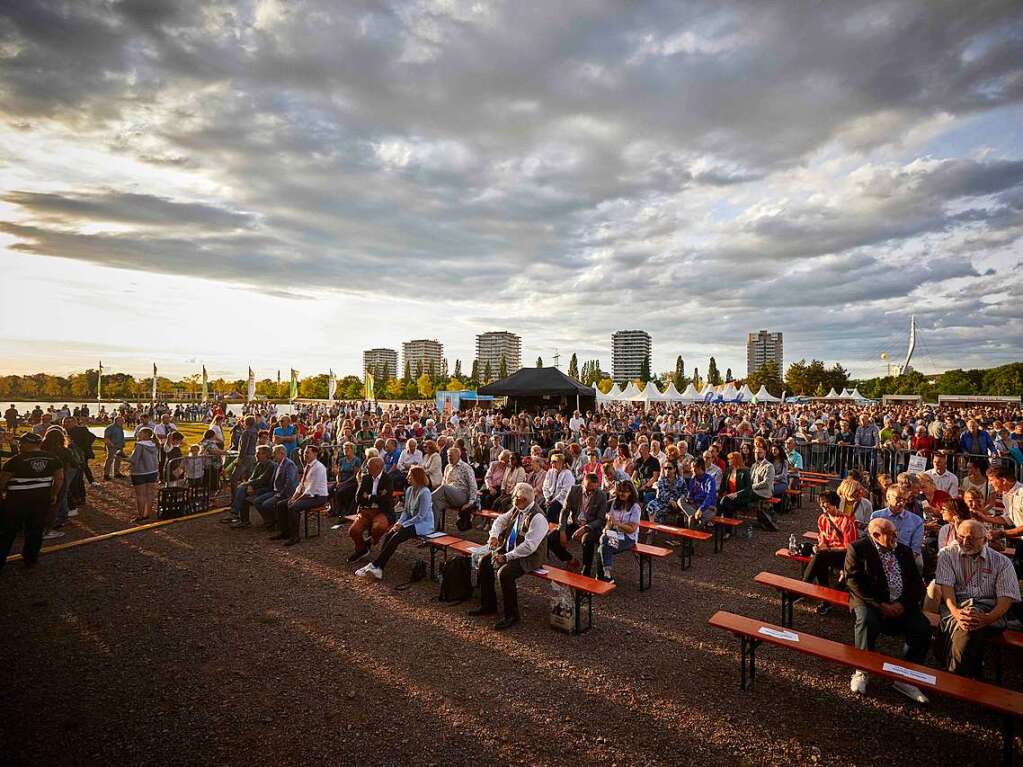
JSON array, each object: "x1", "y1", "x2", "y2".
[
  {"x1": 844, "y1": 517, "x2": 932, "y2": 703},
  {"x1": 347, "y1": 457, "x2": 395, "y2": 563},
  {"x1": 229, "y1": 445, "x2": 274, "y2": 528},
  {"x1": 547, "y1": 473, "x2": 607, "y2": 576}
]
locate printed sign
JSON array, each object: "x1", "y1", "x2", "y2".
[
  {"x1": 882, "y1": 662, "x2": 936, "y2": 686},
  {"x1": 907, "y1": 454, "x2": 928, "y2": 474},
  {"x1": 758, "y1": 627, "x2": 800, "y2": 642}
]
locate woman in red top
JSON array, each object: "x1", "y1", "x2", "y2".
[
  {"x1": 803, "y1": 490, "x2": 858, "y2": 612},
  {"x1": 910, "y1": 426, "x2": 935, "y2": 457}
]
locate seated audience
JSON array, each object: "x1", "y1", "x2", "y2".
[
  {"x1": 228, "y1": 445, "x2": 274, "y2": 528},
  {"x1": 431, "y1": 447, "x2": 478, "y2": 531},
  {"x1": 272, "y1": 444, "x2": 329, "y2": 546},
  {"x1": 356, "y1": 466, "x2": 433, "y2": 580},
  {"x1": 597, "y1": 480, "x2": 642, "y2": 584},
  {"x1": 803, "y1": 490, "x2": 857, "y2": 608},
  {"x1": 547, "y1": 472, "x2": 608, "y2": 576},
  {"x1": 347, "y1": 456, "x2": 395, "y2": 562}
]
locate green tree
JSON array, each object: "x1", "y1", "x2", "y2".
[
  {"x1": 498, "y1": 355, "x2": 508, "y2": 379},
  {"x1": 673, "y1": 356, "x2": 685, "y2": 389},
  {"x1": 453, "y1": 359, "x2": 462, "y2": 379},
  {"x1": 415, "y1": 360, "x2": 423, "y2": 378},
  {"x1": 403, "y1": 360, "x2": 411, "y2": 384},
  {"x1": 747, "y1": 360, "x2": 783, "y2": 397},
  {"x1": 725, "y1": 367, "x2": 732, "y2": 382},
  {"x1": 483, "y1": 361, "x2": 492, "y2": 382},
  {"x1": 568, "y1": 353, "x2": 579, "y2": 380},
  {"x1": 298, "y1": 373, "x2": 329, "y2": 399},
  {"x1": 814, "y1": 382, "x2": 825, "y2": 397},
  {"x1": 707, "y1": 357, "x2": 721, "y2": 386},
  {"x1": 536, "y1": 356, "x2": 543, "y2": 368},
  {"x1": 692, "y1": 367, "x2": 701, "y2": 390},
  {"x1": 597, "y1": 378, "x2": 613, "y2": 394},
  {"x1": 639, "y1": 354, "x2": 651, "y2": 383}
]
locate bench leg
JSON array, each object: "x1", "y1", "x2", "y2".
[
  {"x1": 680, "y1": 539, "x2": 693, "y2": 571},
  {"x1": 1002, "y1": 715, "x2": 1014, "y2": 767},
  {"x1": 429, "y1": 546, "x2": 437, "y2": 581},
  {"x1": 781, "y1": 591, "x2": 795, "y2": 628},
  {"x1": 573, "y1": 591, "x2": 593, "y2": 635},
  {"x1": 995, "y1": 643, "x2": 1005, "y2": 687},
  {"x1": 638, "y1": 554, "x2": 652, "y2": 592},
  {"x1": 740, "y1": 636, "x2": 761, "y2": 691}
]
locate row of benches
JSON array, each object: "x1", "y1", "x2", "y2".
[{"x1": 713, "y1": 567, "x2": 1023, "y2": 765}]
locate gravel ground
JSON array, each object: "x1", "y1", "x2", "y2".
[{"x1": 0, "y1": 457, "x2": 1013, "y2": 767}]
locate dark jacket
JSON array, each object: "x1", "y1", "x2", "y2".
[
  {"x1": 357, "y1": 469, "x2": 395, "y2": 522},
  {"x1": 844, "y1": 537, "x2": 923, "y2": 611},
  {"x1": 247, "y1": 458, "x2": 275, "y2": 493},
  {"x1": 559, "y1": 485, "x2": 609, "y2": 535},
  {"x1": 720, "y1": 466, "x2": 753, "y2": 504},
  {"x1": 272, "y1": 458, "x2": 300, "y2": 497}
]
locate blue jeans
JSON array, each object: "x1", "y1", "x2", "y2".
[
  {"x1": 597, "y1": 532, "x2": 635, "y2": 576},
  {"x1": 229, "y1": 485, "x2": 249, "y2": 518}
]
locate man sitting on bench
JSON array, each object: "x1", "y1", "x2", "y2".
[
  {"x1": 845, "y1": 517, "x2": 932, "y2": 703},
  {"x1": 347, "y1": 457, "x2": 395, "y2": 563},
  {"x1": 469, "y1": 483, "x2": 548, "y2": 631},
  {"x1": 547, "y1": 472, "x2": 607, "y2": 576},
  {"x1": 935, "y1": 518, "x2": 1021, "y2": 678}
]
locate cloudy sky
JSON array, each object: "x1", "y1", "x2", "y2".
[{"x1": 2, "y1": 0, "x2": 1022, "y2": 382}]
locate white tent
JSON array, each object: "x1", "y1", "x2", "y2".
[
  {"x1": 824, "y1": 388, "x2": 840, "y2": 399},
  {"x1": 678, "y1": 383, "x2": 702, "y2": 401},
  {"x1": 849, "y1": 387, "x2": 869, "y2": 401},
  {"x1": 840, "y1": 388, "x2": 853, "y2": 399},
  {"x1": 618, "y1": 381, "x2": 642, "y2": 401},
  {"x1": 754, "y1": 385, "x2": 782, "y2": 403},
  {"x1": 720, "y1": 384, "x2": 739, "y2": 400},
  {"x1": 660, "y1": 381, "x2": 684, "y2": 401},
  {"x1": 737, "y1": 384, "x2": 755, "y2": 401},
  {"x1": 642, "y1": 383, "x2": 669, "y2": 402},
  {"x1": 606, "y1": 382, "x2": 623, "y2": 399}
]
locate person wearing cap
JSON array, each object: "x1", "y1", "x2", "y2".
[{"x1": 0, "y1": 433, "x2": 63, "y2": 570}]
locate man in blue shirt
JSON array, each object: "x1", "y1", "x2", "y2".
[
  {"x1": 273, "y1": 415, "x2": 298, "y2": 458},
  {"x1": 960, "y1": 419, "x2": 995, "y2": 456},
  {"x1": 103, "y1": 416, "x2": 127, "y2": 480},
  {"x1": 870, "y1": 486, "x2": 924, "y2": 567},
  {"x1": 684, "y1": 458, "x2": 717, "y2": 529}
]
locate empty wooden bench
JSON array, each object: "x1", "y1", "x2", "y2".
[
  {"x1": 708, "y1": 610, "x2": 1023, "y2": 766},
  {"x1": 639, "y1": 519, "x2": 713, "y2": 570}
]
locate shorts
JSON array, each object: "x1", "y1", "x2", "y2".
[{"x1": 131, "y1": 472, "x2": 158, "y2": 486}]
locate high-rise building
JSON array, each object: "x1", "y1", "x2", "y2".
[
  {"x1": 611, "y1": 330, "x2": 652, "y2": 383},
  {"x1": 475, "y1": 331, "x2": 522, "y2": 381},
  {"x1": 401, "y1": 339, "x2": 444, "y2": 378},
  {"x1": 746, "y1": 330, "x2": 783, "y2": 376},
  {"x1": 363, "y1": 348, "x2": 398, "y2": 380}
]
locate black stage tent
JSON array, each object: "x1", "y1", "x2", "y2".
[{"x1": 478, "y1": 367, "x2": 595, "y2": 414}]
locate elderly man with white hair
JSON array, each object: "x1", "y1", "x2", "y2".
[
  {"x1": 935, "y1": 518, "x2": 1020, "y2": 678},
  {"x1": 468, "y1": 482, "x2": 548, "y2": 631}
]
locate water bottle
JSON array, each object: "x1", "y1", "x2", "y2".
[{"x1": 788, "y1": 534, "x2": 798, "y2": 554}]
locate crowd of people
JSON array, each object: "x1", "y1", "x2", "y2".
[{"x1": 3, "y1": 397, "x2": 1023, "y2": 688}]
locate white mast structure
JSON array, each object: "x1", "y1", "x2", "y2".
[{"x1": 897, "y1": 315, "x2": 917, "y2": 375}]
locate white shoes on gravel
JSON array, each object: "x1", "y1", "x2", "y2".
[
  {"x1": 850, "y1": 671, "x2": 867, "y2": 694},
  {"x1": 355, "y1": 564, "x2": 383, "y2": 580}
]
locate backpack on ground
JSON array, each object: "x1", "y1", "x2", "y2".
[{"x1": 438, "y1": 556, "x2": 473, "y2": 603}]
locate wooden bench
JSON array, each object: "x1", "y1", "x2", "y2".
[
  {"x1": 639, "y1": 519, "x2": 713, "y2": 570},
  {"x1": 708, "y1": 610, "x2": 1023, "y2": 766},
  {"x1": 631, "y1": 541, "x2": 673, "y2": 591},
  {"x1": 302, "y1": 504, "x2": 330, "y2": 538},
  {"x1": 708, "y1": 516, "x2": 745, "y2": 553},
  {"x1": 473, "y1": 508, "x2": 557, "y2": 533},
  {"x1": 775, "y1": 547, "x2": 811, "y2": 564},
  {"x1": 425, "y1": 535, "x2": 614, "y2": 634},
  {"x1": 754, "y1": 570, "x2": 1023, "y2": 685}
]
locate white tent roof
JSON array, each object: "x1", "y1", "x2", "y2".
[
  {"x1": 824, "y1": 388, "x2": 840, "y2": 399},
  {"x1": 840, "y1": 388, "x2": 853, "y2": 398},
  {"x1": 644, "y1": 383, "x2": 669, "y2": 401},
  {"x1": 660, "y1": 381, "x2": 684, "y2": 401},
  {"x1": 720, "y1": 384, "x2": 739, "y2": 400},
  {"x1": 618, "y1": 381, "x2": 642, "y2": 400},
  {"x1": 606, "y1": 382, "x2": 623, "y2": 398},
  {"x1": 678, "y1": 383, "x2": 701, "y2": 401},
  {"x1": 754, "y1": 385, "x2": 782, "y2": 403},
  {"x1": 849, "y1": 387, "x2": 869, "y2": 401},
  {"x1": 737, "y1": 384, "x2": 754, "y2": 400}
]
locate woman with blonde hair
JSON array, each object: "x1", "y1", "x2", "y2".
[{"x1": 836, "y1": 477, "x2": 873, "y2": 533}]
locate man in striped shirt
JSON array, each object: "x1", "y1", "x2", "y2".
[
  {"x1": 0, "y1": 432, "x2": 63, "y2": 570},
  {"x1": 935, "y1": 518, "x2": 1020, "y2": 678}
]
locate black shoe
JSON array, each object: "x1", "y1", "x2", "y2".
[
  {"x1": 494, "y1": 616, "x2": 519, "y2": 631},
  {"x1": 468, "y1": 607, "x2": 497, "y2": 617},
  {"x1": 816, "y1": 603, "x2": 832, "y2": 616},
  {"x1": 229, "y1": 520, "x2": 251, "y2": 529},
  {"x1": 346, "y1": 548, "x2": 370, "y2": 564},
  {"x1": 220, "y1": 516, "x2": 238, "y2": 525},
  {"x1": 757, "y1": 508, "x2": 779, "y2": 532},
  {"x1": 269, "y1": 533, "x2": 288, "y2": 540},
  {"x1": 284, "y1": 538, "x2": 300, "y2": 547}
]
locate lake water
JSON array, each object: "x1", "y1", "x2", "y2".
[{"x1": 5, "y1": 401, "x2": 298, "y2": 417}]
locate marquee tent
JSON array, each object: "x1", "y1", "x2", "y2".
[
  {"x1": 660, "y1": 382, "x2": 684, "y2": 401},
  {"x1": 753, "y1": 386, "x2": 782, "y2": 403},
  {"x1": 479, "y1": 367, "x2": 595, "y2": 413},
  {"x1": 678, "y1": 383, "x2": 702, "y2": 401}
]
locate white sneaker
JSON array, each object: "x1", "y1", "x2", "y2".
[
  {"x1": 67, "y1": 510, "x2": 79, "y2": 518},
  {"x1": 43, "y1": 531, "x2": 66, "y2": 540},
  {"x1": 367, "y1": 564, "x2": 383, "y2": 580},
  {"x1": 355, "y1": 564, "x2": 372, "y2": 577},
  {"x1": 850, "y1": 670, "x2": 868, "y2": 694},
  {"x1": 892, "y1": 681, "x2": 929, "y2": 704}
]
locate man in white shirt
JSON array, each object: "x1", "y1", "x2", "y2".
[
  {"x1": 469, "y1": 483, "x2": 548, "y2": 630},
  {"x1": 925, "y1": 450, "x2": 959, "y2": 498},
  {"x1": 989, "y1": 465, "x2": 1023, "y2": 536},
  {"x1": 569, "y1": 411, "x2": 585, "y2": 438},
  {"x1": 275, "y1": 444, "x2": 329, "y2": 546},
  {"x1": 541, "y1": 453, "x2": 575, "y2": 523},
  {"x1": 396, "y1": 438, "x2": 423, "y2": 474}
]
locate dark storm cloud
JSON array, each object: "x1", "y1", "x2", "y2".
[{"x1": 1, "y1": 0, "x2": 1022, "y2": 368}]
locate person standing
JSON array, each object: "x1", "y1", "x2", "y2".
[
  {"x1": 128, "y1": 428, "x2": 160, "y2": 524},
  {"x1": 0, "y1": 433, "x2": 63, "y2": 570}
]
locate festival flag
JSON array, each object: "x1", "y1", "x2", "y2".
[
  {"x1": 97, "y1": 361, "x2": 103, "y2": 401},
  {"x1": 152, "y1": 363, "x2": 158, "y2": 402},
  {"x1": 328, "y1": 369, "x2": 336, "y2": 403},
  {"x1": 364, "y1": 371, "x2": 375, "y2": 401},
  {"x1": 201, "y1": 365, "x2": 208, "y2": 401},
  {"x1": 247, "y1": 366, "x2": 256, "y2": 402},
  {"x1": 289, "y1": 369, "x2": 298, "y2": 401}
]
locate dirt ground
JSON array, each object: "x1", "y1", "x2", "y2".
[{"x1": 0, "y1": 455, "x2": 1013, "y2": 767}]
